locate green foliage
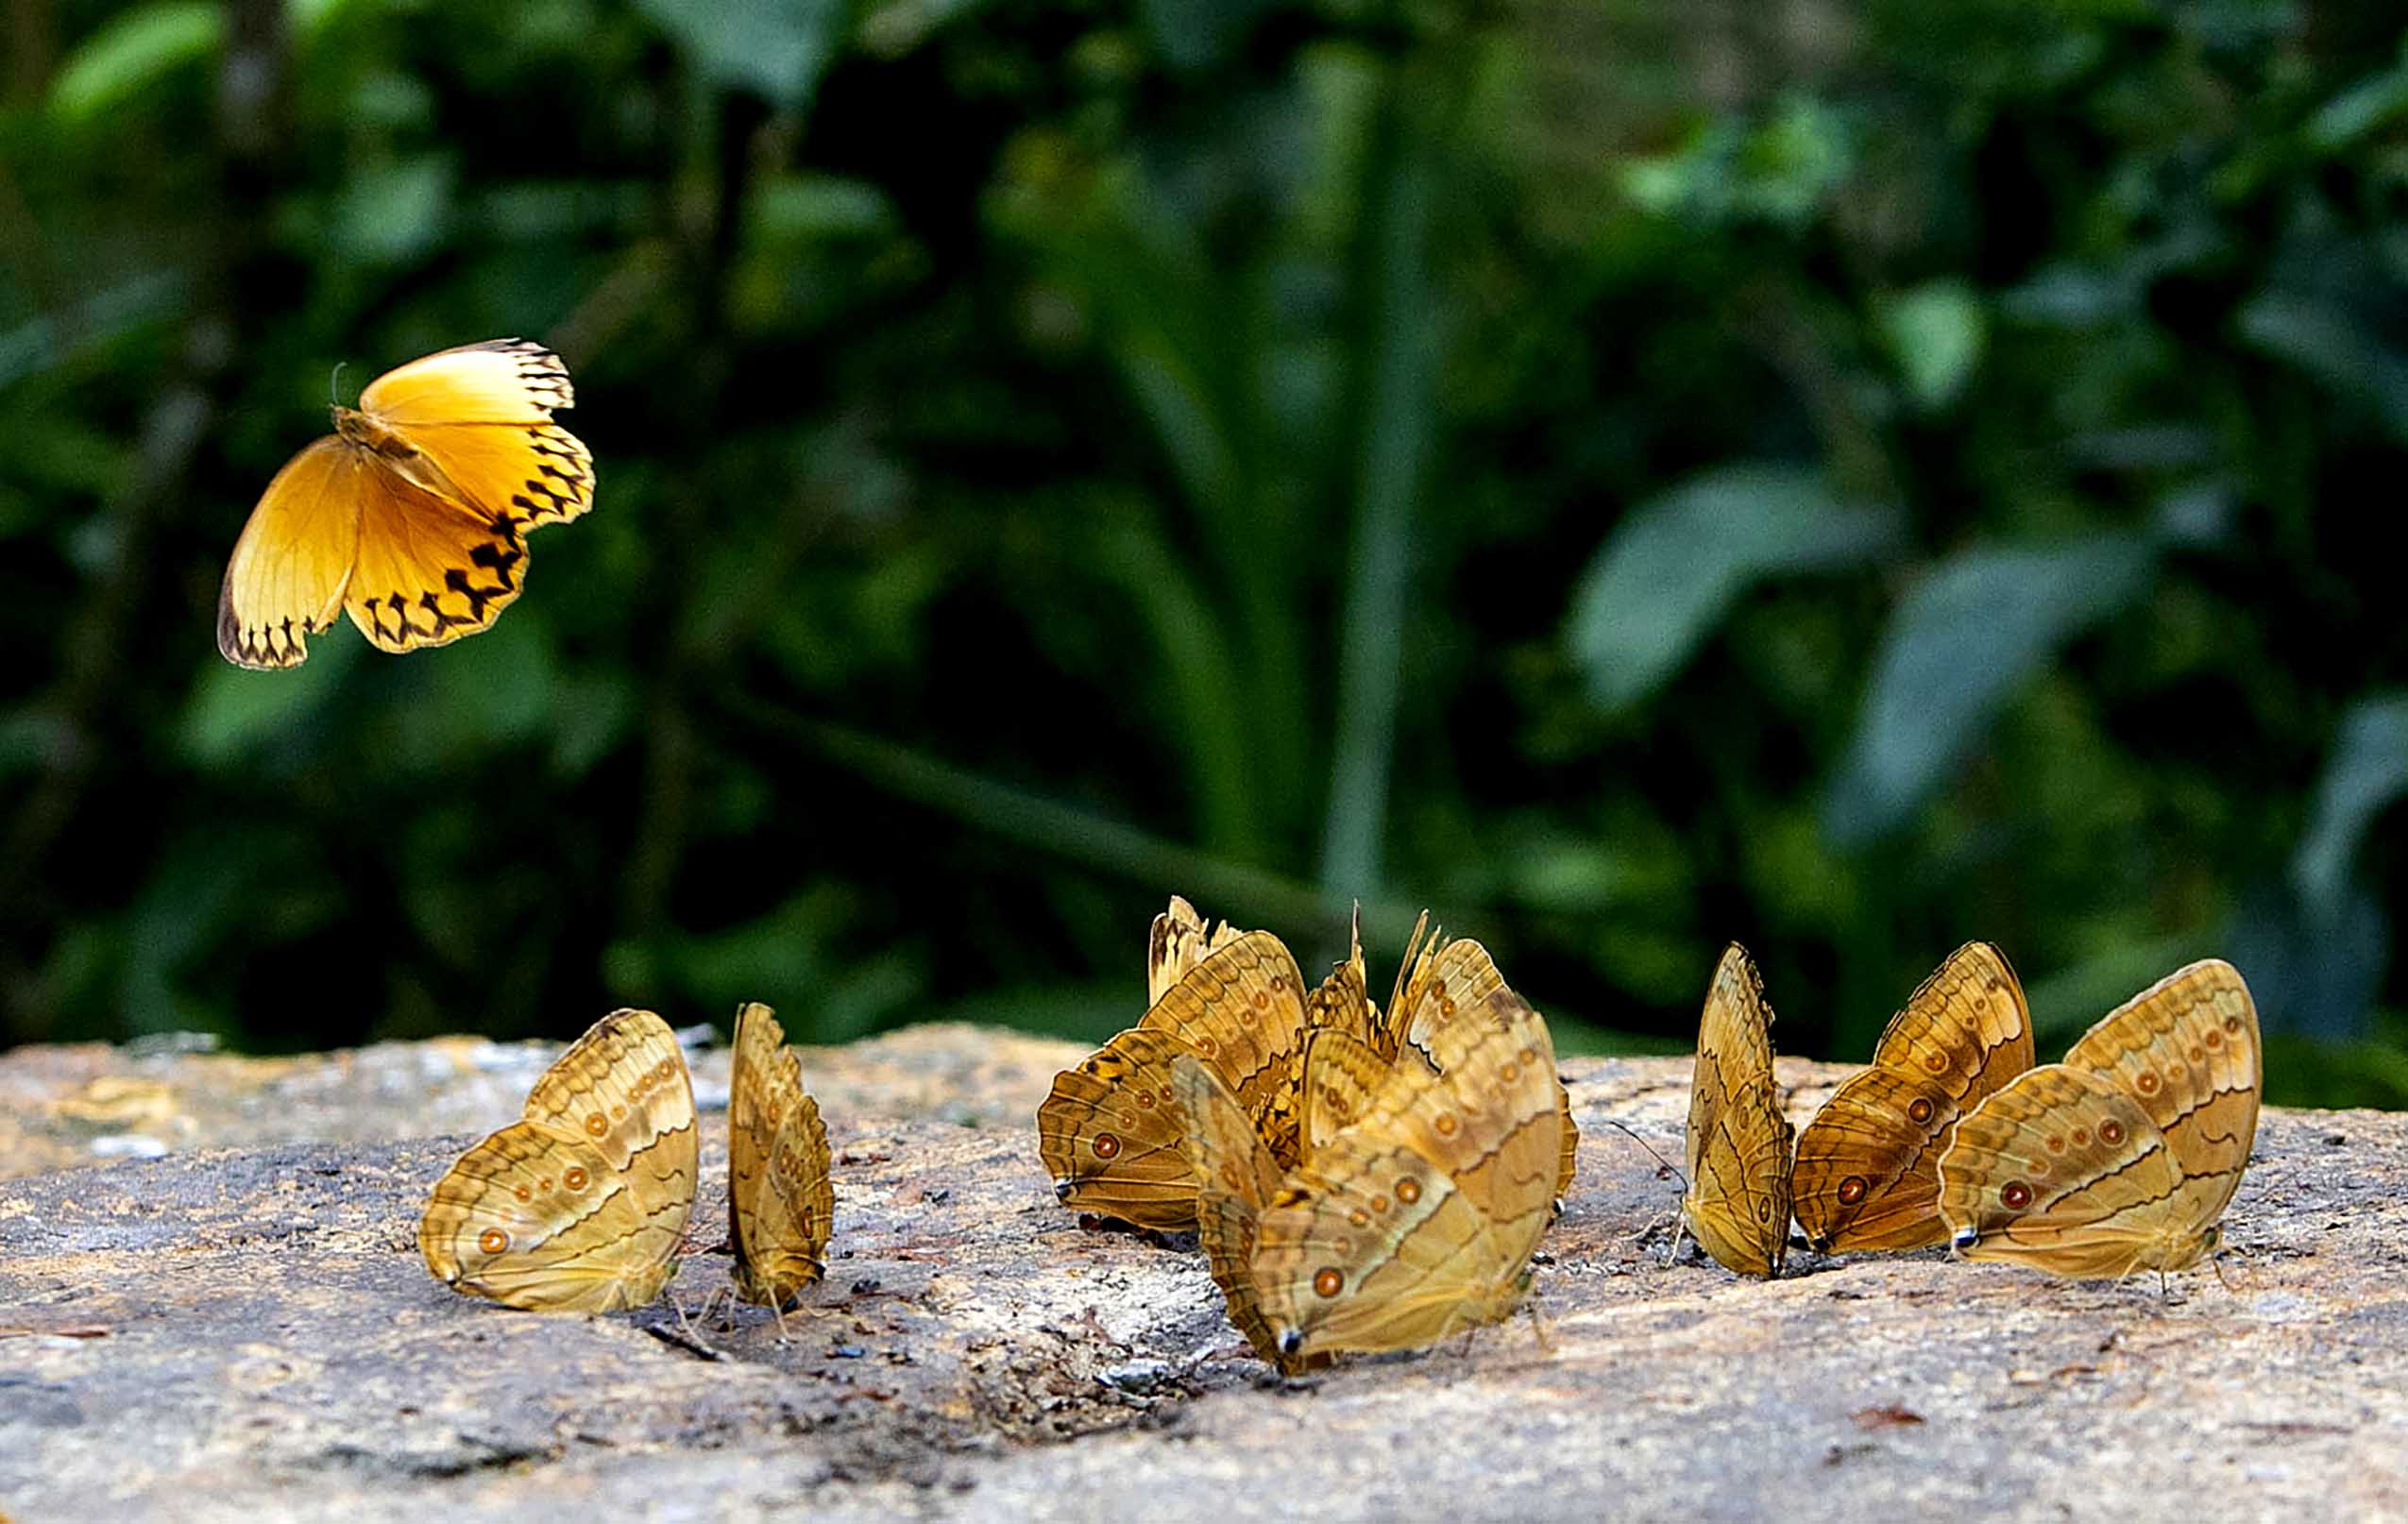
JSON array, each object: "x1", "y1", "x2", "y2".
[{"x1": 1, "y1": 0, "x2": 2403, "y2": 1105}]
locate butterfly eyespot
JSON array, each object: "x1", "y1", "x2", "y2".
[
  {"x1": 1348, "y1": 1208, "x2": 1371, "y2": 1228},
  {"x1": 1092, "y1": 1132, "x2": 1122, "y2": 1161},
  {"x1": 585, "y1": 1114, "x2": 608, "y2": 1137},
  {"x1": 2223, "y1": 1015, "x2": 2243, "y2": 1034},
  {"x1": 2187, "y1": 1046, "x2": 2206, "y2": 1064},
  {"x1": 612, "y1": 1104, "x2": 628, "y2": 1121},
  {"x1": 1134, "y1": 1090, "x2": 1155, "y2": 1109},
  {"x1": 1999, "y1": 1181, "x2": 2034, "y2": 1211},
  {"x1": 1924, "y1": 1053, "x2": 1948, "y2": 1075},
  {"x1": 1313, "y1": 1268, "x2": 1344, "y2": 1298},
  {"x1": 1439, "y1": 998, "x2": 1457, "y2": 1020},
  {"x1": 1500, "y1": 1063, "x2": 1518, "y2": 1083},
  {"x1": 478, "y1": 1228, "x2": 510, "y2": 1255},
  {"x1": 1907, "y1": 1097, "x2": 1936, "y2": 1126},
  {"x1": 1837, "y1": 1176, "x2": 1868, "y2": 1206},
  {"x1": 2071, "y1": 1128, "x2": 2090, "y2": 1146},
  {"x1": 1331, "y1": 1235, "x2": 1355, "y2": 1256},
  {"x1": 563, "y1": 1167, "x2": 588, "y2": 1191},
  {"x1": 2136, "y1": 1072, "x2": 2162, "y2": 1094},
  {"x1": 1371, "y1": 1194, "x2": 1391, "y2": 1213},
  {"x1": 2204, "y1": 1030, "x2": 2223, "y2": 1050},
  {"x1": 2099, "y1": 1120, "x2": 2126, "y2": 1145},
  {"x1": 1196, "y1": 1038, "x2": 1220, "y2": 1058},
  {"x1": 514, "y1": 1186, "x2": 532, "y2": 1202},
  {"x1": 1431, "y1": 979, "x2": 1449, "y2": 999},
  {"x1": 1270, "y1": 976, "x2": 1288, "y2": 992},
  {"x1": 2168, "y1": 1060, "x2": 2188, "y2": 1080},
  {"x1": 1396, "y1": 1177, "x2": 1422, "y2": 1205},
  {"x1": 538, "y1": 1177, "x2": 553, "y2": 1193},
  {"x1": 1433, "y1": 1113, "x2": 1459, "y2": 1137},
  {"x1": 1755, "y1": 1199, "x2": 1772, "y2": 1224}
]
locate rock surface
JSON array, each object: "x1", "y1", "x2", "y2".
[{"x1": 2, "y1": 1024, "x2": 2403, "y2": 1523}]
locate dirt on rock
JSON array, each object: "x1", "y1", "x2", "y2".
[{"x1": 2, "y1": 1027, "x2": 2403, "y2": 1522}]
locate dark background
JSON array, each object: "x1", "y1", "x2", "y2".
[{"x1": 3, "y1": 0, "x2": 2403, "y2": 1108}]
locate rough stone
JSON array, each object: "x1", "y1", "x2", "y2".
[{"x1": 2, "y1": 1026, "x2": 2402, "y2": 1522}]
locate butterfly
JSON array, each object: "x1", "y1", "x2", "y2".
[
  {"x1": 1938, "y1": 959, "x2": 2260, "y2": 1278},
  {"x1": 1147, "y1": 894, "x2": 1246, "y2": 1006},
  {"x1": 1178, "y1": 983, "x2": 1567, "y2": 1363},
  {"x1": 1678, "y1": 943, "x2": 1793, "y2": 1278},
  {"x1": 419, "y1": 1008, "x2": 697, "y2": 1312},
  {"x1": 1790, "y1": 942, "x2": 2034, "y2": 1252},
  {"x1": 726, "y1": 1002, "x2": 834, "y2": 1313},
  {"x1": 1039, "y1": 926, "x2": 1318, "y2": 1229},
  {"x1": 217, "y1": 339, "x2": 593, "y2": 669}
]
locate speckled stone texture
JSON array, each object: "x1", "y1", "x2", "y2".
[{"x1": 2, "y1": 1024, "x2": 2402, "y2": 1523}]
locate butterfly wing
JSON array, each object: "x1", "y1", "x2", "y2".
[
  {"x1": 2061, "y1": 958, "x2": 2259, "y2": 1233},
  {"x1": 518, "y1": 1008, "x2": 698, "y2": 1261},
  {"x1": 1394, "y1": 934, "x2": 1579, "y2": 1202},
  {"x1": 217, "y1": 437, "x2": 363, "y2": 669},
  {"x1": 340, "y1": 462, "x2": 528, "y2": 652},
  {"x1": 728, "y1": 1003, "x2": 835, "y2": 1308},
  {"x1": 1792, "y1": 941, "x2": 2034, "y2": 1252},
  {"x1": 1171, "y1": 1055, "x2": 1316, "y2": 1375},
  {"x1": 1680, "y1": 944, "x2": 1793, "y2": 1278},
  {"x1": 1135, "y1": 931, "x2": 1312, "y2": 1165},
  {"x1": 1937, "y1": 1063, "x2": 2203, "y2": 1277},
  {"x1": 419, "y1": 1008, "x2": 696, "y2": 1311},
  {"x1": 362, "y1": 339, "x2": 592, "y2": 533},
  {"x1": 1299, "y1": 1027, "x2": 1391, "y2": 1162},
  {"x1": 1037, "y1": 1026, "x2": 1201, "y2": 1229},
  {"x1": 1146, "y1": 895, "x2": 1246, "y2": 1007},
  {"x1": 418, "y1": 1121, "x2": 670, "y2": 1312}
]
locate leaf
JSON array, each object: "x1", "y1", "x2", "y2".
[
  {"x1": 1566, "y1": 465, "x2": 1902, "y2": 712},
  {"x1": 2237, "y1": 291, "x2": 2408, "y2": 448},
  {"x1": 48, "y1": 3, "x2": 221, "y2": 126},
  {"x1": 2292, "y1": 692, "x2": 2408, "y2": 917},
  {"x1": 1876, "y1": 279, "x2": 1986, "y2": 410},
  {"x1": 1823, "y1": 537, "x2": 2155, "y2": 842},
  {"x1": 634, "y1": 0, "x2": 846, "y2": 108},
  {"x1": 178, "y1": 640, "x2": 357, "y2": 770}
]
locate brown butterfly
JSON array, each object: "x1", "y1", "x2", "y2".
[
  {"x1": 726, "y1": 1002, "x2": 834, "y2": 1315},
  {"x1": 419, "y1": 1008, "x2": 697, "y2": 1312},
  {"x1": 1791, "y1": 942, "x2": 2034, "y2": 1252},
  {"x1": 1385, "y1": 917, "x2": 1580, "y2": 1203},
  {"x1": 1179, "y1": 984, "x2": 1566, "y2": 1363},
  {"x1": 1147, "y1": 894, "x2": 1246, "y2": 1006},
  {"x1": 218, "y1": 339, "x2": 592, "y2": 669},
  {"x1": 1938, "y1": 959, "x2": 2260, "y2": 1278},
  {"x1": 1678, "y1": 944, "x2": 1793, "y2": 1278},
  {"x1": 1038, "y1": 928, "x2": 1315, "y2": 1229}
]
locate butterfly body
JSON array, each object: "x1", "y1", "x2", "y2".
[
  {"x1": 218, "y1": 339, "x2": 592, "y2": 669},
  {"x1": 1937, "y1": 960, "x2": 2259, "y2": 1279}
]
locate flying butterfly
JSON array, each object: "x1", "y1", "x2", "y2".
[
  {"x1": 1678, "y1": 943, "x2": 1793, "y2": 1278},
  {"x1": 1790, "y1": 942, "x2": 2034, "y2": 1253},
  {"x1": 218, "y1": 339, "x2": 592, "y2": 669},
  {"x1": 419, "y1": 1008, "x2": 697, "y2": 1312},
  {"x1": 726, "y1": 1002, "x2": 835, "y2": 1321},
  {"x1": 1938, "y1": 959, "x2": 2260, "y2": 1279}
]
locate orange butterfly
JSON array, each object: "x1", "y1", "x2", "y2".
[{"x1": 217, "y1": 339, "x2": 593, "y2": 669}]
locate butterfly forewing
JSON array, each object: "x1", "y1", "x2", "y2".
[
  {"x1": 216, "y1": 439, "x2": 364, "y2": 669},
  {"x1": 2060, "y1": 959, "x2": 2259, "y2": 1232},
  {"x1": 1791, "y1": 942, "x2": 2034, "y2": 1252},
  {"x1": 1681, "y1": 944, "x2": 1793, "y2": 1278},
  {"x1": 728, "y1": 1003, "x2": 835, "y2": 1307}
]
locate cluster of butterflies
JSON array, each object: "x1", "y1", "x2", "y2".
[
  {"x1": 1039, "y1": 897, "x2": 1579, "y2": 1373},
  {"x1": 1677, "y1": 942, "x2": 2262, "y2": 1283},
  {"x1": 418, "y1": 1003, "x2": 833, "y2": 1326}
]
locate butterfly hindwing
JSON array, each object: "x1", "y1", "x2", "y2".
[{"x1": 217, "y1": 438, "x2": 363, "y2": 669}]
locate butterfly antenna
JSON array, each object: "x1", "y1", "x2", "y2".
[
  {"x1": 329, "y1": 361, "x2": 348, "y2": 407},
  {"x1": 1596, "y1": 1117, "x2": 1687, "y2": 1194}
]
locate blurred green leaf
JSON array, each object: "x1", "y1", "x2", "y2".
[
  {"x1": 1567, "y1": 466, "x2": 1902, "y2": 712},
  {"x1": 635, "y1": 0, "x2": 845, "y2": 107},
  {"x1": 1824, "y1": 537, "x2": 2155, "y2": 842},
  {"x1": 178, "y1": 641, "x2": 357, "y2": 770},
  {"x1": 2237, "y1": 292, "x2": 2408, "y2": 447},
  {"x1": 48, "y1": 3, "x2": 219, "y2": 125},
  {"x1": 2294, "y1": 693, "x2": 2408, "y2": 917},
  {"x1": 1876, "y1": 280, "x2": 1986, "y2": 410}
]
